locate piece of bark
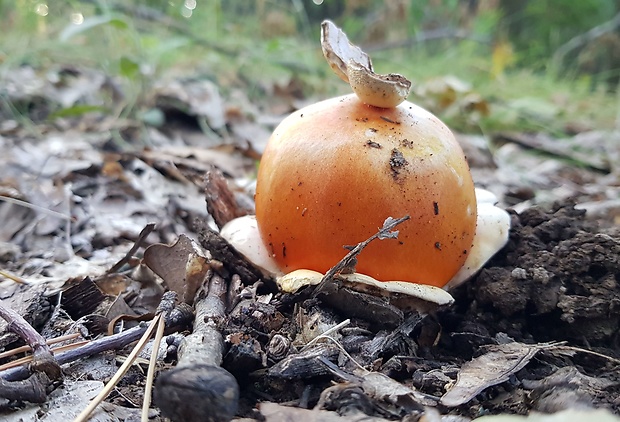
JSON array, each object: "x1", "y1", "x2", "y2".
[
  {"x1": 224, "y1": 333, "x2": 265, "y2": 377},
  {"x1": 60, "y1": 277, "x2": 107, "y2": 320},
  {"x1": 205, "y1": 166, "x2": 252, "y2": 229},
  {"x1": 198, "y1": 225, "x2": 264, "y2": 285},
  {"x1": 317, "y1": 282, "x2": 404, "y2": 329},
  {"x1": 268, "y1": 344, "x2": 340, "y2": 380},
  {"x1": 0, "y1": 284, "x2": 52, "y2": 350}
]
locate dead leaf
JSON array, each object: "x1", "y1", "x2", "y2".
[
  {"x1": 259, "y1": 401, "x2": 391, "y2": 422},
  {"x1": 152, "y1": 78, "x2": 226, "y2": 130},
  {"x1": 143, "y1": 235, "x2": 211, "y2": 303},
  {"x1": 440, "y1": 341, "x2": 557, "y2": 407},
  {"x1": 358, "y1": 370, "x2": 436, "y2": 408}
]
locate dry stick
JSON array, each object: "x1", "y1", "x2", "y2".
[
  {"x1": 0, "y1": 195, "x2": 72, "y2": 221},
  {"x1": 154, "y1": 273, "x2": 240, "y2": 422},
  {"x1": 0, "y1": 324, "x2": 149, "y2": 382},
  {"x1": 0, "y1": 301, "x2": 193, "y2": 382},
  {"x1": 0, "y1": 373, "x2": 50, "y2": 403},
  {"x1": 74, "y1": 291, "x2": 178, "y2": 421},
  {"x1": 106, "y1": 223, "x2": 156, "y2": 274},
  {"x1": 553, "y1": 345, "x2": 620, "y2": 366},
  {"x1": 0, "y1": 340, "x2": 89, "y2": 372},
  {"x1": 312, "y1": 215, "x2": 410, "y2": 298},
  {"x1": 74, "y1": 314, "x2": 162, "y2": 422},
  {"x1": 0, "y1": 269, "x2": 31, "y2": 285},
  {"x1": 0, "y1": 302, "x2": 61, "y2": 380},
  {"x1": 0, "y1": 332, "x2": 81, "y2": 359}
]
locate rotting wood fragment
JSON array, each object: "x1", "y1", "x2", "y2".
[
  {"x1": 205, "y1": 165, "x2": 252, "y2": 229},
  {"x1": 198, "y1": 223, "x2": 265, "y2": 286},
  {"x1": 267, "y1": 343, "x2": 339, "y2": 380}
]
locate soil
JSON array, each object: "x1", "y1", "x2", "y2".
[
  {"x1": 214, "y1": 201, "x2": 620, "y2": 420},
  {"x1": 437, "y1": 202, "x2": 620, "y2": 416}
]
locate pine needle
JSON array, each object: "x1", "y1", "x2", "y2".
[{"x1": 74, "y1": 315, "x2": 161, "y2": 422}]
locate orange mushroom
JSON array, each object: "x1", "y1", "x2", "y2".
[
  {"x1": 250, "y1": 21, "x2": 477, "y2": 288},
  {"x1": 255, "y1": 94, "x2": 476, "y2": 287}
]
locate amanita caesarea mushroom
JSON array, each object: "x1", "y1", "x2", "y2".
[{"x1": 220, "y1": 21, "x2": 510, "y2": 306}]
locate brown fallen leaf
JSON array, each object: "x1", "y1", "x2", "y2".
[
  {"x1": 440, "y1": 341, "x2": 559, "y2": 407},
  {"x1": 143, "y1": 235, "x2": 211, "y2": 304}
]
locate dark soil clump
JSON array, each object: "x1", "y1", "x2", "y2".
[{"x1": 443, "y1": 202, "x2": 620, "y2": 348}]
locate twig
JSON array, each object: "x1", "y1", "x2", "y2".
[
  {"x1": 552, "y1": 345, "x2": 620, "y2": 365},
  {"x1": 553, "y1": 11, "x2": 620, "y2": 66},
  {"x1": 0, "y1": 300, "x2": 193, "y2": 382},
  {"x1": 364, "y1": 28, "x2": 491, "y2": 52},
  {"x1": 0, "y1": 195, "x2": 72, "y2": 221},
  {"x1": 0, "y1": 333, "x2": 81, "y2": 360},
  {"x1": 312, "y1": 215, "x2": 410, "y2": 298},
  {"x1": 74, "y1": 292, "x2": 177, "y2": 422},
  {"x1": 0, "y1": 269, "x2": 31, "y2": 285},
  {"x1": 0, "y1": 302, "x2": 61, "y2": 380},
  {"x1": 0, "y1": 373, "x2": 50, "y2": 403},
  {"x1": 154, "y1": 273, "x2": 240, "y2": 422},
  {"x1": 106, "y1": 223, "x2": 156, "y2": 274},
  {"x1": 0, "y1": 340, "x2": 89, "y2": 372}
]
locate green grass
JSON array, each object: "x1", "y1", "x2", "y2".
[{"x1": 0, "y1": 2, "x2": 618, "y2": 136}]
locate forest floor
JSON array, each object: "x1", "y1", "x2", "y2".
[{"x1": 0, "y1": 64, "x2": 619, "y2": 421}]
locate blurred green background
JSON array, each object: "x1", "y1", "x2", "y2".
[{"x1": 1, "y1": 0, "x2": 619, "y2": 135}]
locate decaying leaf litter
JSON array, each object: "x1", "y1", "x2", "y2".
[{"x1": 0, "y1": 23, "x2": 619, "y2": 422}]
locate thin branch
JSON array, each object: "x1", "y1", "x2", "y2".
[
  {"x1": 106, "y1": 223, "x2": 156, "y2": 274},
  {"x1": 153, "y1": 273, "x2": 240, "y2": 421},
  {"x1": 0, "y1": 302, "x2": 61, "y2": 380},
  {"x1": 0, "y1": 195, "x2": 72, "y2": 221},
  {"x1": 0, "y1": 269, "x2": 32, "y2": 285},
  {"x1": 364, "y1": 28, "x2": 491, "y2": 53},
  {"x1": 0, "y1": 300, "x2": 193, "y2": 382},
  {"x1": 0, "y1": 341, "x2": 89, "y2": 372},
  {"x1": 0, "y1": 333, "x2": 81, "y2": 360},
  {"x1": 312, "y1": 215, "x2": 410, "y2": 298},
  {"x1": 142, "y1": 312, "x2": 166, "y2": 422}
]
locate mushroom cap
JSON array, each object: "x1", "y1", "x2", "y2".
[
  {"x1": 222, "y1": 189, "x2": 510, "y2": 292},
  {"x1": 443, "y1": 188, "x2": 510, "y2": 290},
  {"x1": 255, "y1": 94, "x2": 477, "y2": 287}
]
